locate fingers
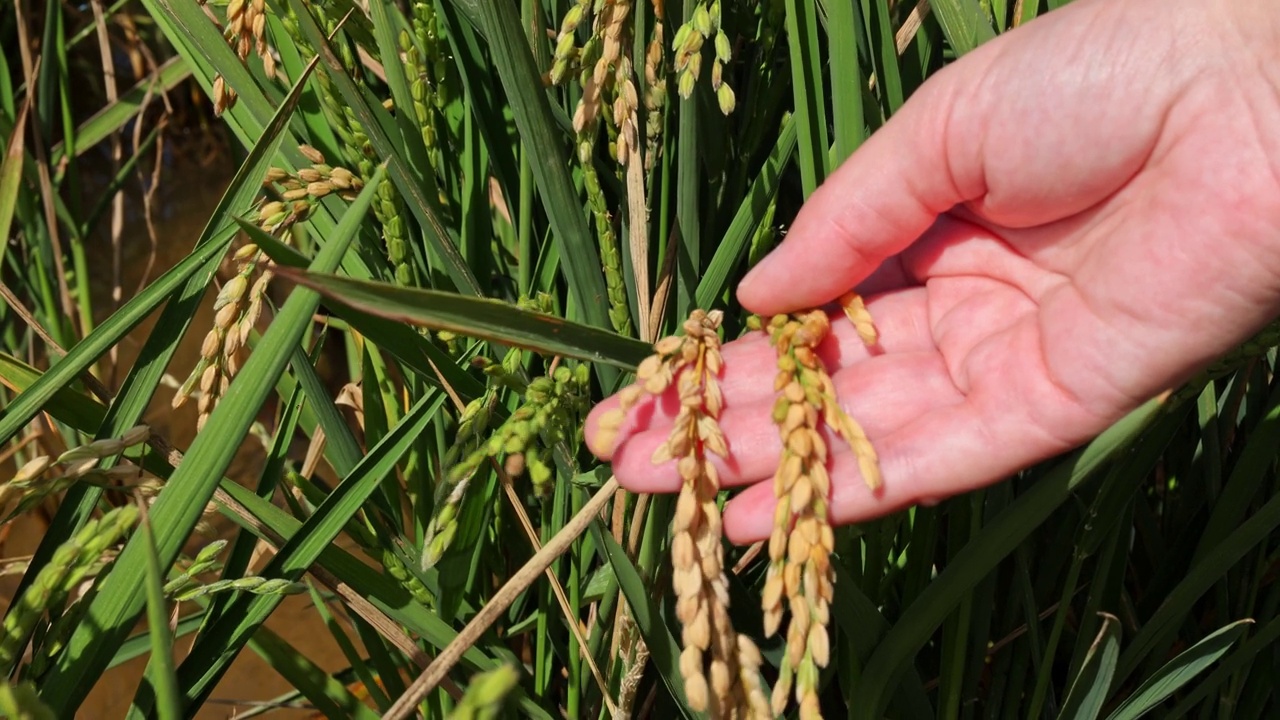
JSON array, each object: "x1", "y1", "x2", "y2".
[
  {"x1": 583, "y1": 288, "x2": 937, "y2": 460},
  {"x1": 736, "y1": 63, "x2": 989, "y2": 315},
  {"x1": 604, "y1": 351, "x2": 964, "y2": 494},
  {"x1": 722, "y1": 320, "x2": 1111, "y2": 543},
  {"x1": 720, "y1": 389, "x2": 1071, "y2": 544}
]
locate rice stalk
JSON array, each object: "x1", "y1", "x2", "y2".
[
  {"x1": 171, "y1": 146, "x2": 363, "y2": 430},
  {"x1": 672, "y1": 0, "x2": 735, "y2": 114},
  {"x1": 281, "y1": 2, "x2": 420, "y2": 283},
  {"x1": 642, "y1": 10, "x2": 667, "y2": 172},
  {"x1": 406, "y1": 0, "x2": 451, "y2": 179},
  {"x1": 171, "y1": 575, "x2": 307, "y2": 602}
]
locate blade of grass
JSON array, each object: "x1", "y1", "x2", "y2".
[
  {"x1": 4, "y1": 53, "x2": 319, "y2": 654},
  {"x1": 275, "y1": 269, "x2": 651, "y2": 369},
  {"x1": 1190, "y1": 379, "x2": 1280, "y2": 566},
  {"x1": 460, "y1": 0, "x2": 613, "y2": 333},
  {"x1": 0, "y1": 227, "x2": 231, "y2": 444},
  {"x1": 109, "y1": 614, "x2": 208, "y2": 671},
  {"x1": 1059, "y1": 613, "x2": 1121, "y2": 720},
  {"x1": 865, "y1": 0, "x2": 905, "y2": 115},
  {"x1": 0, "y1": 354, "x2": 105, "y2": 428},
  {"x1": 240, "y1": 222, "x2": 486, "y2": 399},
  {"x1": 246, "y1": 625, "x2": 382, "y2": 720},
  {"x1": 138, "y1": 509, "x2": 184, "y2": 720},
  {"x1": 1105, "y1": 620, "x2": 1251, "y2": 720},
  {"x1": 830, "y1": 562, "x2": 935, "y2": 716},
  {"x1": 162, "y1": 388, "x2": 441, "y2": 713},
  {"x1": 695, "y1": 116, "x2": 796, "y2": 308},
  {"x1": 381, "y1": 479, "x2": 621, "y2": 720},
  {"x1": 0, "y1": 103, "x2": 27, "y2": 265},
  {"x1": 366, "y1": 0, "x2": 440, "y2": 194},
  {"x1": 1113, "y1": 490, "x2": 1280, "y2": 689},
  {"x1": 591, "y1": 519, "x2": 693, "y2": 717},
  {"x1": 826, "y1": 0, "x2": 865, "y2": 164},
  {"x1": 928, "y1": 0, "x2": 997, "y2": 56},
  {"x1": 287, "y1": 0, "x2": 479, "y2": 296},
  {"x1": 785, "y1": 0, "x2": 831, "y2": 196},
  {"x1": 50, "y1": 56, "x2": 189, "y2": 163},
  {"x1": 1167, "y1": 615, "x2": 1280, "y2": 716},
  {"x1": 436, "y1": 1, "x2": 520, "y2": 219},
  {"x1": 0, "y1": 366, "x2": 530, "y2": 697}
]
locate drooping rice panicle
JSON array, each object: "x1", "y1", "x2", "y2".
[
  {"x1": 756, "y1": 305, "x2": 880, "y2": 719},
  {"x1": 598, "y1": 310, "x2": 769, "y2": 718}
]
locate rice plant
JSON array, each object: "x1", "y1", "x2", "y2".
[{"x1": 1, "y1": 0, "x2": 1278, "y2": 718}]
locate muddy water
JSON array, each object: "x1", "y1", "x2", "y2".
[{"x1": 2, "y1": 154, "x2": 354, "y2": 718}]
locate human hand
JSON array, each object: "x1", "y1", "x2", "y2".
[{"x1": 586, "y1": 0, "x2": 1280, "y2": 544}]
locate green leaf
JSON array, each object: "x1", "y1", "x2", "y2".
[
  {"x1": 0, "y1": 354, "x2": 105, "y2": 429},
  {"x1": 462, "y1": 0, "x2": 613, "y2": 333},
  {"x1": 276, "y1": 270, "x2": 652, "y2": 369},
  {"x1": 1104, "y1": 620, "x2": 1251, "y2": 720},
  {"x1": 696, "y1": 117, "x2": 797, "y2": 309},
  {"x1": 1059, "y1": 613, "x2": 1121, "y2": 720},
  {"x1": 784, "y1": 0, "x2": 831, "y2": 196},
  {"x1": 53, "y1": 56, "x2": 190, "y2": 163},
  {"x1": 590, "y1": 520, "x2": 693, "y2": 718},
  {"x1": 930, "y1": 0, "x2": 998, "y2": 55},
  {"x1": 0, "y1": 104, "x2": 27, "y2": 264},
  {"x1": 168, "y1": 389, "x2": 443, "y2": 711},
  {"x1": 138, "y1": 515, "x2": 184, "y2": 720},
  {"x1": 1167, "y1": 615, "x2": 1280, "y2": 716},
  {"x1": 245, "y1": 626, "x2": 381, "y2": 720},
  {"x1": 239, "y1": 221, "x2": 487, "y2": 400},
  {"x1": 827, "y1": 0, "x2": 867, "y2": 164},
  {"x1": 0, "y1": 229, "x2": 232, "y2": 445},
  {"x1": 286, "y1": 0, "x2": 480, "y2": 296},
  {"x1": 0, "y1": 364, "x2": 551, "y2": 717},
  {"x1": 1114, "y1": 491, "x2": 1280, "y2": 688}
]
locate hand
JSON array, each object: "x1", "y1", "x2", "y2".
[{"x1": 586, "y1": 0, "x2": 1280, "y2": 544}]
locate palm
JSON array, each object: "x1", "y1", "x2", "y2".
[{"x1": 587, "y1": 0, "x2": 1280, "y2": 543}]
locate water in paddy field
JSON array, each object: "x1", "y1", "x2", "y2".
[{"x1": 2, "y1": 148, "x2": 356, "y2": 718}]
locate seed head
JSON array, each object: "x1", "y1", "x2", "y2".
[
  {"x1": 756, "y1": 305, "x2": 881, "y2": 717},
  {"x1": 603, "y1": 310, "x2": 770, "y2": 718}
]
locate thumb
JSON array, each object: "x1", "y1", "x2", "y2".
[{"x1": 737, "y1": 62, "x2": 988, "y2": 315}]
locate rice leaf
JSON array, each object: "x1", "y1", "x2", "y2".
[
  {"x1": 1104, "y1": 620, "x2": 1251, "y2": 720},
  {"x1": 1059, "y1": 613, "x2": 1122, "y2": 720},
  {"x1": 275, "y1": 270, "x2": 652, "y2": 369}
]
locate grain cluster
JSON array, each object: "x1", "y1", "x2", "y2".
[
  {"x1": 173, "y1": 147, "x2": 363, "y2": 431},
  {"x1": 755, "y1": 305, "x2": 878, "y2": 719},
  {"x1": 599, "y1": 310, "x2": 769, "y2": 718},
  {"x1": 601, "y1": 300, "x2": 882, "y2": 719},
  {"x1": 213, "y1": 0, "x2": 276, "y2": 115}
]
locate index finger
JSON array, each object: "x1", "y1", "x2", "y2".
[{"x1": 737, "y1": 61, "x2": 988, "y2": 315}]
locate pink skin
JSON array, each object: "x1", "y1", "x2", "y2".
[{"x1": 586, "y1": 0, "x2": 1280, "y2": 544}]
